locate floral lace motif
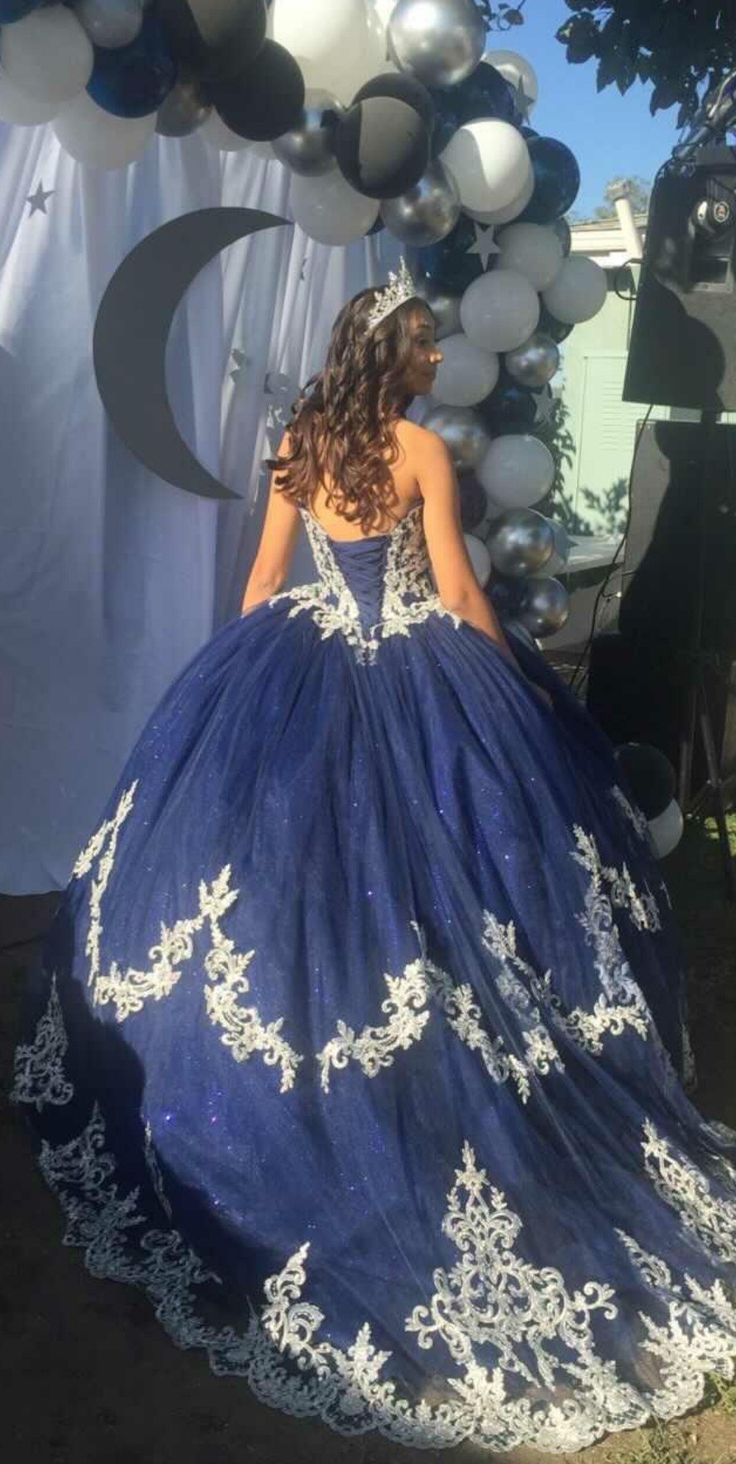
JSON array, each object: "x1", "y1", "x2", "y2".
[
  {"x1": 610, "y1": 784, "x2": 651, "y2": 842},
  {"x1": 10, "y1": 975, "x2": 73, "y2": 1111},
  {"x1": 641, "y1": 1120, "x2": 736, "y2": 1263},
  {"x1": 73, "y1": 786, "x2": 302, "y2": 1094},
  {"x1": 270, "y1": 505, "x2": 460, "y2": 664},
  {"x1": 18, "y1": 992, "x2": 736, "y2": 1454},
  {"x1": 317, "y1": 923, "x2": 558, "y2": 1105}
]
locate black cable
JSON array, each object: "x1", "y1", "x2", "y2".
[{"x1": 568, "y1": 404, "x2": 654, "y2": 696}]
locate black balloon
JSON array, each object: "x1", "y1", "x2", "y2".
[
  {"x1": 538, "y1": 302, "x2": 574, "y2": 344},
  {"x1": 458, "y1": 471, "x2": 487, "y2": 531},
  {"x1": 614, "y1": 743, "x2": 677, "y2": 821},
  {"x1": 518, "y1": 136, "x2": 581, "y2": 225},
  {"x1": 335, "y1": 96, "x2": 429, "y2": 199},
  {"x1": 354, "y1": 72, "x2": 435, "y2": 131},
  {"x1": 208, "y1": 39, "x2": 304, "y2": 141},
  {"x1": 409, "y1": 213, "x2": 482, "y2": 293},
  {"x1": 430, "y1": 61, "x2": 515, "y2": 156},
  {"x1": 476, "y1": 373, "x2": 538, "y2": 433},
  {"x1": 158, "y1": 0, "x2": 267, "y2": 86}
]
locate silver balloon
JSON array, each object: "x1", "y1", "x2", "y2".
[
  {"x1": 271, "y1": 91, "x2": 343, "y2": 176},
  {"x1": 504, "y1": 332, "x2": 560, "y2": 390},
  {"x1": 487, "y1": 508, "x2": 555, "y2": 578},
  {"x1": 156, "y1": 72, "x2": 211, "y2": 137},
  {"x1": 388, "y1": 0, "x2": 485, "y2": 88},
  {"x1": 422, "y1": 404, "x2": 491, "y2": 470},
  {"x1": 518, "y1": 576, "x2": 570, "y2": 638},
  {"x1": 415, "y1": 281, "x2": 462, "y2": 340},
  {"x1": 381, "y1": 158, "x2": 460, "y2": 246},
  {"x1": 74, "y1": 0, "x2": 143, "y2": 49}
]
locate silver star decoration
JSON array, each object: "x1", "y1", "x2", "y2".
[
  {"x1": 533, "y1": 387, "x2": 556, "y2": 427},
  {"x1": 468, "y1": 223, "x2": 501, "y2": 270},
  {"x1": 513, "y1": 75, "x2": 535, "y2": 122},
  {"x1": 27, "y1": 182, "x2": 54, "y2": 216},
  {"x1": 229, "y1": 347, "x2": 247, "y2": 385},
  {"x1": 262, "y1": 372, "x2": 299, "y2": 463}
]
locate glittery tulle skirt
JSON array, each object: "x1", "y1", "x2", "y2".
[{"x1": 11, "y1": 597, "x2": 736, "y2": 1454}]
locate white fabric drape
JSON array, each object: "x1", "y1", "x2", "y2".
[{"x1": 0, "y1": 121, "x2": 398, "y2": 894}]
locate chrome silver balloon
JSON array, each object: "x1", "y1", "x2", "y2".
[
  {"x1": 422, "y1": 404, "x2": 491, "y2": 469},
  {"x1": 415, "y1": 282, "x2": 462, "y2": 340},
  {"x1": 156, "y1": 72, "x2": 211, "y2": 137},
  {"x1": 504, "y1": 332, "x2": 560, "y2": 391},
  {"x1": 381, "y1": 159, "x2": 460, "y2": 246},
  {"x1": 518, "y1": 576, "x2": 570, "y2": 638},
  {"x1": 387, "y1": 0, "x2": 485, "y2": 89},
  {"x1": 487, "y1": 508, "x2": 555, "y2": 578},
  {"x1": 271, "y1": 91, "x2": 343, "y2": 176}
]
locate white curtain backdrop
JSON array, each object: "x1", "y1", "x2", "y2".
[{"x1": 0, "y1": 121, "x2": 399, "y2": 894}]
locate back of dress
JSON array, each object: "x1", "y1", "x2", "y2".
[{"x1": 270, "y1": 500, "x2": 459, "y2": 663}]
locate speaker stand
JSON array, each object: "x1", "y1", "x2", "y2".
[{"x1": 677, "y1": 411, "x2": 736, "y2": 900}]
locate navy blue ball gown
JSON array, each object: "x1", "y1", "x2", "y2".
[{"x1": 12, "y1": 500, "x2": 736, "y2": 1455}]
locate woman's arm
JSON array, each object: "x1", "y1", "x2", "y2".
[
  {"x1": 413, "y1": 425, "x2": 517, "y2": 664},
  {"x1": 241, "y1": 435, "x2": 302, "y2": 614}
]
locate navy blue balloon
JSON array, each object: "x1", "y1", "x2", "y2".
[
  {"x1": 538, "y1": 302, "x2": 574, "y2": 344},
  {"x1": 409, "y1": 214, "x2": 483, "y2": 294},
  {"x1": 0, "y1": 0, "x2": 42, "y2": 18},
  {"x1": 87, "y1": 11, "x2": 177, "y2": 119},
  {"x1": 430, "y1": 62, "x2": 516, "y2": 157},
  {"x1": 518, "y1": 136, "x2": 581, "y2": 225},
  {"x1": 476, "y1": 374, "x2": 538, "y2": 434}
]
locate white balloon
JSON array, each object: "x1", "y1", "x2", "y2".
[
  {"x1": 465, "y1": 533, "x2": 492, "y2": 587},
  {"x1": 0, "y1": 64, "x2": 58, "y2": 126},
  {"x1": 432, "y1": 334, "x2": 499, "y2": 407},
  {"x1": 478, "y1": 434, "x2": 554, "y2": 510},
  {"x1": 270, "y1": 0, "x2": 370, "y2": 103},
  {"x1": 460, "y1": 269, "x2": 539, "y2": 354},
  {"x1": 290, "y1": 168, "x2": 379, "y2": 244},
  {"x1": 542, "y1": 254, "x2": 608, "y2": 324},
  {"x1": 648, "y1": 799, "x2": 685, "y2": 859},
  {"x1": 440, "y1": 119, "x2": 530, "y2": 216},
  {"x1": 497, "y1": 223, "x2": 563, "y2": 292},
  {"x1": 484, "y1": 48, "x2": 539, "y2": 112},
  {"x1": 0, "y1": 7, "x2": 93, "y2": 106},
  {"x1": 74, "y1": 0, "x2": 144, "y2": 50},
  {"x1": 465, "y1": 166, "x2": 534, "y2": 227},
  {"x1": 54, "y1": 90, "x2": 155, "y2": 168}
]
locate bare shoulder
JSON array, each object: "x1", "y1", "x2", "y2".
[{"x1": 395, "y1": 418, "x2": 452, "y2": 464}]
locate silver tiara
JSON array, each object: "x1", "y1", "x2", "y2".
[{"x1": 366, "y1": 258, "x2": 417, "y2": 333}]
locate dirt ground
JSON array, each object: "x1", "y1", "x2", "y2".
[{"x1": 2, "y1": 813, "x2": 736, "y2": 1464}]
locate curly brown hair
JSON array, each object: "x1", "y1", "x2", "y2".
[{"x1": 268, "y1": 287, "x2": 432, "y2": 535}]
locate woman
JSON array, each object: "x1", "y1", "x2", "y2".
[{"x1": 12, "y1": 263, "x2": 736, "y2": 1455}]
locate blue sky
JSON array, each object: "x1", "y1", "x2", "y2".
[{"x1": 500, "y1": 0, "x2": 683, "y2": 217}]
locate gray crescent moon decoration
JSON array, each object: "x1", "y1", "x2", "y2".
[{"x1": 93, "y1": 207, "x2": 289, "y2": 501}]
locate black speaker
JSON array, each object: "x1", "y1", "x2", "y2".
[
  {"x1": 624, "y1": 147, "x2": 736, "y2": 411},
  {"x1": 586, "y1": 420, "x2": 736, "y2": 788}
]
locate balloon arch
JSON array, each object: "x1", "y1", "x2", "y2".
[{"x1": 0, "y1": 0, "x2": 610, "y2": 639}]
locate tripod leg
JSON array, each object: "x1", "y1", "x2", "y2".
[
  {"x1": 697, "y1": 676, "x2": 736, "y2": 901},
  {"x1": 678, "y1": 679, "x2": 697, "y2": 810}
]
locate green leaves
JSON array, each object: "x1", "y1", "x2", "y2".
[{"x1": 556, "y1": 1, "x2": 736, "y2": 126}]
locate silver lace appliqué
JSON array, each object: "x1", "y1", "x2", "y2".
[
  {"x1": 10, "y1": 975, "x2": 73, "y2": 1111},
  {"x1": 28, "y1": 1023, "x2": 736, "y2": 1457},
  {"x1": 270, "y1": 504, "x2": 460, "y2": 664}
]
